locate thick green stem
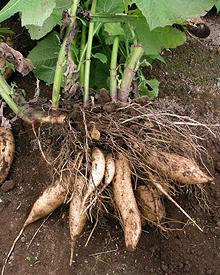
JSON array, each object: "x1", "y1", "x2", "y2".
[
  {"x1": 0, "y1": 74, "x2": 22, "y2": 114},
  {"x1": 77, "y1": 22, "x2": 101, "y2": 72},
  {"x1": 79, "y1": 24, "x2": 86, "y2": 86},
  {"x1": 110, "y1": 36, "x2": 119, "y2": 102},
  {"x1": 118, "y1": 44, "x2": 144, "y2": 102},
  {"x1": 52, "y1": 0, "x2": 80, "y2": 110},
  {"x1": 84, "y1": 0, "x2": 97, "y2": 107}
]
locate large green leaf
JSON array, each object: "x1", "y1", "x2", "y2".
[
  {"x1": 104, "y1": 23, "x2": 124, "y2": 37},
  {"x1": 133, "y1": 0, "x2": 216, "y2": 30},
  {"x1": 134, "y1": 19, "x2": 186, "y2": 55},
  {"x1": 0, "y1": 0, "x2": 56, "y2": 27},
  {"x1": 28, "y1": 32, "x2": 60, "y2": 84},
  {"x1": 27, "y1": 0, "x2": 71, "y2": 39},
  {"x1": 97, "y1": 0, "x2": 125, "y2": 13},
  {"x1": 103, "y1": 22, "x2": 125, "y2": 44},
  {"x1": 216, "y1": 0, "x2": 220, "y2": 12}
]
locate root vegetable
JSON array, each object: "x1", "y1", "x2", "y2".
[
  {"x1": 112, "y1": 153, "x2": 141, "y2": 251},
  {"x1": 135, "y1": 185, "x2": 165, "y2": 223},
  {"x1": 21, "y1": 110, "x2": 66, "y2": 124},
  {"x1": 1, "y1": 177, "x2": 70, "y2": 275},
  {"x1": 69, "y1": 175, "x2": 87, "y2": 266},
  {"x1": 148, "y1": 151, "x2": 212, "y2": 185},
  {"x1": 104, "y1": 153, "x2": 115, "y2": 185},
  {"x1": 24, "y1": 178, "x2": 69, "y2": 227},
  {"x1": 0, "y1": 127, "x2": 15, "y2": 184},
  {"x1": 83, "y1": 148, "x2": 105, "y2": 204}
]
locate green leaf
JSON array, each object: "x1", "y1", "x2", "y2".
[
  {"x1": 133, "y1": 0, "x2": 216, "y2": 30},
  {"x1": 90, "y1": 59, "x2": 109, "y2": 89},
  {"x1": 134, "y1": 19, "x2": 186, "y2": 55},
  {"x1": 92, "y1": 53, "x2": 108, "y2": 64},
  {"x1": 28, "y1": 32, "x2": 60, "y2": 84},
  {"x1": 104, "y1": 23, "x2": 124, "y2": 36},
  {"x1": 27, "y1": 0, "x2": 71, "y2": 39},
  {"x1": 123, "y1": 0, "x2": 132, "y2": 12},
  {"x1": 138, "y1": 77, "x2": 160, "y2": 99},
  {"x1": 0, "y1": 0, "x2": 56, "y2": 27},
  {"x1": 97, "y1": 0, "x2": 125, "y2": 13},
  {"x1": 103, "y1": 22, "x2": 125, "y2": 44},
  {"x1": 216, "y1": 0, "x2": 220, "y2": 12}
]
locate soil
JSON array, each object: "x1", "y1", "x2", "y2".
[{"x1": 0, "y1": 9, "x2": 220, "y2": 275}]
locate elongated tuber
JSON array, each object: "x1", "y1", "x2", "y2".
[
  {"x1": 148, "y1": 151, "x2": 212, "y2": 185},
  {"x1": 0, "y1": 127, "x2": 15, "y2": 184},
  {"x1": 112, "y1": 153, "x2": 141, "y2": 251}
]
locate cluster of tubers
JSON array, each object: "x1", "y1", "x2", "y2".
[{"x1": 0, "y1": 127, "x2": 213, "y2": 273}]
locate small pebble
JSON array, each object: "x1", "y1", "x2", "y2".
[
  {"x1": 21, "y1": 237, "x2": 26, "y2": 243},
  {"x1": 1, "y1": 180, "x2": 15, "y2": 192}
]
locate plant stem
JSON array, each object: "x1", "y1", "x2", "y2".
[
  {"x1": 118, "y1": 44, "x2": 144, "y2": 102},
  {"x1": 91, "y1": 13, "x2": 145, "y2": 23},
  {"x1": 0, "y1": 74, "x2": 22, "y2": 114},
  {"x1": 83, "y1": 0, "x2": 97, "y2": 107},
  {"x1": 79, "y1": 24, "x2": 86, "y2": 86},
  {"x1": 77, "y1": 22, "x2": 101, "y2": 72},
  {"x1": 110, "y1": 36, "x2": 119, "y2": 102},
  {"x1": 52, "y1": 0, "x2": 80, "y2": 110}
]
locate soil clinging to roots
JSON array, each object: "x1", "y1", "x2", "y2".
[{"x1": 36, "y1": 100, "x2": 215, "y2": 225}]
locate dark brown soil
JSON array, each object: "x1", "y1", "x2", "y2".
[{"x1": 0, "y1": 11, "x2": 220, "y2": 275}]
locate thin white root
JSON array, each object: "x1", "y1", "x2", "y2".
[
  {"x1": 69, "y1": 238, "x2": 77, "y2": 266},
  {"x1": 152, "y1": 181, "x2": 203, "y2": 232},
  {"x1": 1, "y1": 226, "x2": 25, "y2": 275},
  {"x1": 27, "y1": 213, "x2": 52, "y2": 249}
]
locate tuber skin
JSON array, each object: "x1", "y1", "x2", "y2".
[
  {"x1": 69, "y1": 175, "x2": 87, "y2": 266},
  {"x1": 82, "y1": 147, "x2": 105, "y2": 205},
  {"x1": 147, "y1": 151, "x2": 213, "y2": 185},
  {"x1": 20, "y1": 110, "x2": 67, "y2": 125},
  {"x1": 0, "y1": 127, "x2": 15, "y2": 184},
  {"x1": 104, "y1": 153, "x2": 115, "y2": 185},
  {"x1": 135, "y1": 185, "x2": 165, "y2": 224},
  {"x1": 24, "y1": 177, "x2": 70, "y2": 227},
  {"x1": 112, "y1": 153, "x2": 142, "y2": 251}
]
